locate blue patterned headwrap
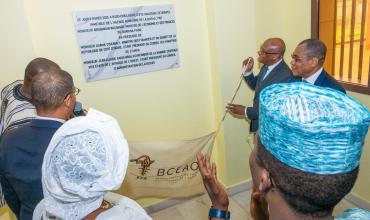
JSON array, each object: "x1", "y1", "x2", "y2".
[
  {"x1": 259, "y1": 83, "x2": 370, "y2": 174},
  {"x1": 335, "y1": 208, "x2": 370, "y2": 219}
]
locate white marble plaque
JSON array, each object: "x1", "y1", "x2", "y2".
[{"x1": 73, "y1": 5, "x2": 179, "y2": 82}]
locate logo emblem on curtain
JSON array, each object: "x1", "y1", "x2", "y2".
[
  {"x1": 130, "y1": 155, "x2": 155, "y2": 179},
  {"x1": 119, "y1": 132, "x2": 216, "y2": 198}
]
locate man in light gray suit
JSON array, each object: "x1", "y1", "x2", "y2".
[{"x1": 227, "y1": 38, "x2": 296, "y2": 133}]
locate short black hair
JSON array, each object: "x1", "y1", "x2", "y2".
[
  {"x1": 299, "y1": 39, "x2": 327, "y2": 64},
  {"x1": 31, "y1": 69, "x2": 74, "y2": 112},
  {"x1": 256, "y1": 139, "x2": 359, "y2": 218}
]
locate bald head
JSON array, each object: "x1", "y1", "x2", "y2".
[
  {"x1": 258, "y1": 38, "x2": 286, "y2": 65},
  {"x1": 24, "y1": 58, "x2": 60, "y2": 87},
  {"x1": 264, "y1": 38, "x2": 286, "y2": 57}
]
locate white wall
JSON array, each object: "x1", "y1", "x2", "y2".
[
  {"x1": 0, "y1": 0, "x2": 34, "y2": 89},
  {"x1": 210, "y1": 0, "x2": 257, "y2": 185}
]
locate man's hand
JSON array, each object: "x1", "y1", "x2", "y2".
[
  {"x1": 250, "y1": 185, "x2": 269, "y2": 220},
  {"x1": 196, "y1": 153, "x2": 229, "y2": 210},
  {"x1": 226, "y1": 103, "x2": 246, "y2": 116},
  {"x1": 242, "y1": 57, "x2": 254, "y2": 72}
]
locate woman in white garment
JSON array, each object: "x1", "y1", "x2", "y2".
[{"x1": 33, "y1": 109, "x2": 152, "y2": 220}]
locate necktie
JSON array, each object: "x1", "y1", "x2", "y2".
[{"x1": 260, "y1": 66, "x2": 269, "y2": 81}]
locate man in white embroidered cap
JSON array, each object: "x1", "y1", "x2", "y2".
[
  {"x1": 32, "y1": 109, "x2": 152, "y2": 220},
  {"x1": 197, "y1": 83, "x2": 370, "y2": 220}
]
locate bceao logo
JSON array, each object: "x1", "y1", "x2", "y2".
[
  {"x1": 130, "y1": 155, "x2": 155, "y2": 179},
  {"x1": 129, "y1": 155, "x2": 200, "y2": 182},
  {"x1": 156, "y1": 161, "x2": 198, "y2": 176}
]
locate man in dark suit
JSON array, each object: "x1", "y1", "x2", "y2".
[
  {"x1": 290, "y1": 38, "x2": 345, "y2": 93},
  {"x1": 226, "y1": 38, "x2": 295, "y2": 133},
  {"x1": 0, "y1": 69, "x2": 77, "y2": 220}
]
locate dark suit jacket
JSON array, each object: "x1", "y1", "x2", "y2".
[
  {"x1": 290, "y1": 69, "x2": 346, "y2": 94},
  {"x1": 0, "y1": 119, "x2": 62, "y2": 220},
  {"x1": 315, "y1": 70, "x2": 346, "y2": 93},
  {"x1": 244, "y1": 60, "x2": 294, "y2": 132}
]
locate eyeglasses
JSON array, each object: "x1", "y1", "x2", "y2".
[
  {"x1": 291, "y1": 54, "x2": 304, "y2": 62},
  {"x1": 74, "y1": 87, "x2": 81, "y2": 96},
  {"x1": 291, "y1": 54, "x2": 325, "y2": 63},
  {"x1": 64, "y1": 87, "x2": 80, "y2": 100},
  {"x1": 258, "y1": 50, "x2": 280, "y2": 56}
]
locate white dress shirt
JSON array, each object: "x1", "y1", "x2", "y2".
[
  {"x1": 243, "y1": 59, "x2": 283, "y2": 80},
  {"x1": 35, "y1": 116, "x2": 66, "y2": 123},
  {"x1": 303, "y1": 67, "x2": 323, "y2": 85}
]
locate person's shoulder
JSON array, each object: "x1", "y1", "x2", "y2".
[
  {"x1": 5, "y1": 118, "x2": 34, "y2": 132},
  {"x1": 276, "y1": 60, "x2": 293, "y2": 75},
  {"x1": 0, "y1": 122, "x2": 34, "y2": 163},
  {"x1": 1, "y1": 121, "x2": 32, "y2": 139},
  {"x1": 0, "y1": 125, "x2": 23, "y2": 154},
  {"x1": 100, "y1": 192, "x2": 152, "y2": 220},
  {"x1": 288, "y1": 76, "x2": 302, "y2": 83},
  {"x1": 278, "y1": 60, "x2": 290, "y2": 69},
  {"x1": 321, "y1": 71, "x2": 346, "y2": 93},
  {"x1": 1, "y1": 80, "x2": 23, "y2": 99},
  {"x1": 272, "y1": 61, "x2": 294, "y2": 82},
  {"x1": 321, "y1": 70, "x2": 339, "y2": 83},
  {"x1": 104, "y1": 192, "x2": 144, "y2": 210}
]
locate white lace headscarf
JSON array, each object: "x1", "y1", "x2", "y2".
[{"x1": 41, "y1": 108, "x2": 129, "y2": 220}]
